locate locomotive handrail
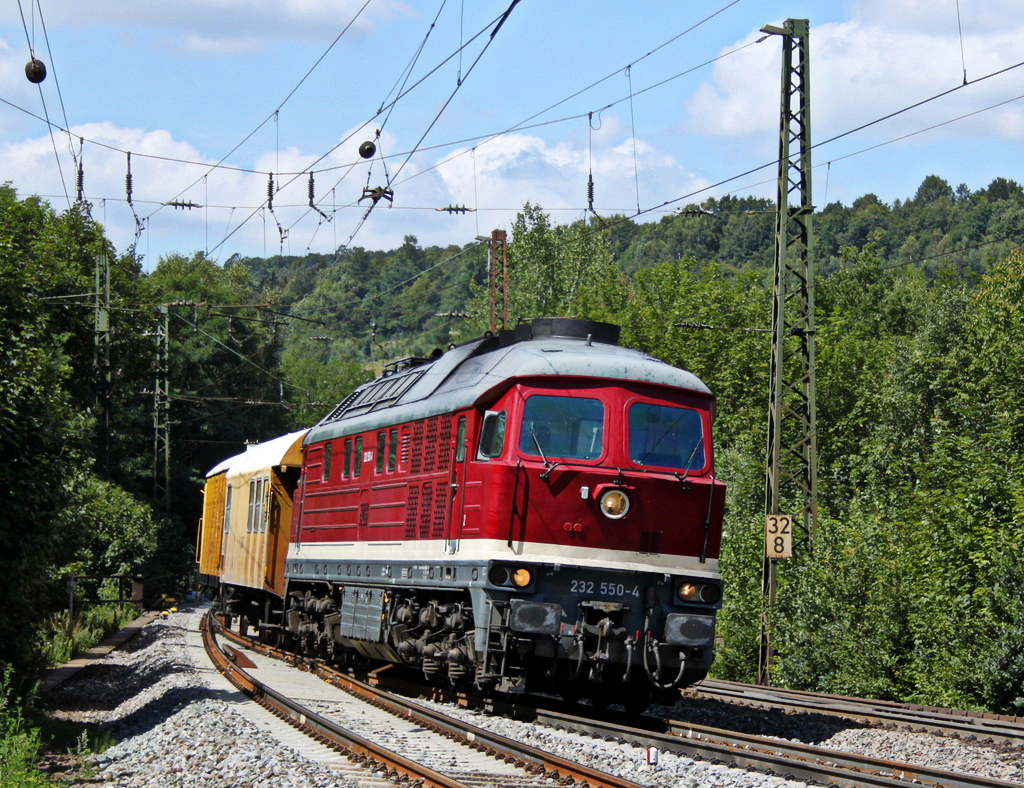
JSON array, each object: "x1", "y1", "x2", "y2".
[{"x1": 536, "y1": 458, "x2": 707, "y2": 484}]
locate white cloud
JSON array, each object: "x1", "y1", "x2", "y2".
[
  {"x1": 184, "y1": 35, "x2": 266, "y2": 56},
  {"x1": 0, "y1": 1, "x2": 414, "y2": 51},
  {"x1": 684, "y1": 6, "x2": 1024, "y2": 154}
]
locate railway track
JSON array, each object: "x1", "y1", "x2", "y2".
[
  {"x1": 203, "y1": 612, "x2": 645, "y2": 788},
  {"x1": 206, "y1": 613, "x2": 1021, "y2": 788},
  {"x1": 466, "y1": 698, "x2": 1022, "y2": 788},
  {"x1": 685, "y1": 678, "x2": 1024, "y2": 747}
]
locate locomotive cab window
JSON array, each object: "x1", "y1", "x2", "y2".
[
  {"x1": 628, "y1": 402, "x2": 706, "y2": 470},
  {"x1": 519, "y1": 395, "x2": 604, "y2": 461},
  {"x1": 478, "y1": 410, "x2": 506, "y2": 459}
]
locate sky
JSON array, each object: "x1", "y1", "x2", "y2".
[{"x1": 2, "y1": 0, "x2": 1024, "y2": 269}]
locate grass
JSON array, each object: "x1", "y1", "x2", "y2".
[
  {"x1": 0, "y1": 666, "x2": 47, "y2": 787},
  {"x1": 38, "y1": 604, "x2": 142, "y2": 668},
  {"x1": 0, "y1": 604, "x2": 143, "y2": 786}
]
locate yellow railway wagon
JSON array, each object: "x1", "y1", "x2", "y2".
[{"x1": 197, "y1": 430, "x2": 307, "y2": 599}]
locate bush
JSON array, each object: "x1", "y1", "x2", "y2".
[
  {"x1": 0, "y1": 666, "x2": 46, "y2": 787},
  {"x1": 37, "y1": 604, "x2": 141, "y2": 668}
]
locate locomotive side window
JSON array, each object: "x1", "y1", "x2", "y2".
[
  {"x1": 343, "y1": 438, "x2": 352, "y2": 478},
  {"x1": 376, "y1": 431, "x2": 386, "y2": 473},
  {"x1": 354, "y1": 437, "x2": 363, "y2": 476},
  {"x1": 455, "y1": 416, "x2": 467, "y2": 463},
  {"x1": 519, "y1": 395, "x2": 604, "y2": 460},
  {"x1": 388, "y1": 428, "x2": 398, "y2": 471},
  {"x1": 478, "y1": 410, "x2": 506, "y2": 458},
  {"x1": 628, "y1": 402, "x2": 705, "y2": 470},
  {"x1": 323, "y1": 442, "x2": 332, "y2": 481}
]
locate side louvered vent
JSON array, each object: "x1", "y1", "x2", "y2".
[
  {"x1": 418, "y1": 483, "x2": 434, "y2": 539},
  {"x1": 431, "y1": 480, "x2": 448, "y2": 538},
  {"x1": 437, "y1": 414, "x2": 453, "y2": 471},
  {"x1": 410, "y1": 421, "x2": 425, "y2": 473},
  {"x1": 424, "y1": 419, "x2": 438, "y2": 472},
  {"x1": 404, "y1": 485, "x2": 420, "y2": 540}
]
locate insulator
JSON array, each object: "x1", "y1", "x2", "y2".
[
  {"x1": 125, "y1": 153, "x2": 133, "y2": 202},
  {"x1": 25, "y1": 58, "x2": 46, "y2": 83},
  {"x1": 587, "y1": 173, "x2": 595, "y2": 210},
  {"x1": 308, "y1": 172, "x2": 315, "y2": 201},
  {"x1": 76, "y1": 163, "x2": 84, "y2": 202},
  {"x1": 267, "y1": 174, "x2": 275, "y2": 201}
]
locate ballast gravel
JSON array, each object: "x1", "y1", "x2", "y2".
[
  {"x1": 45, "y1": 606, "x2": 1023, "y2": 788},
  {"x1": 47, "y1": 609, "x2": 356, "y2": 788}
]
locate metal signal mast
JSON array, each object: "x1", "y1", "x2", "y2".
[
  {"x1": 487, "y1": 229, "x2": 509, "y2": 333},
  {"x1": 153, "y1": 305, "x2": 171, "y2": 512},
  {"x1": 94, "y1": 253, "x2": 112, "y2": 477},
  {"x1": 759, "y1": 18, "x2": 819, "y2": 686}
]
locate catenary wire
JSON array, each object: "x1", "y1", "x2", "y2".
[{"x1": 146, "y1": 0, "x2": 375, "y2": 226}]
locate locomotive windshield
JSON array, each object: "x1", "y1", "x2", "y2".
[
  {"x1": 519, "y1": 395, "x2": 604, "y2": 460},
  {"x1": 629, "y1": 402, "x2": 705, "y2": 470}
]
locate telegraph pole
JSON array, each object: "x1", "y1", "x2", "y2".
[{"x1": 759, "y1": 18, "x2": 819, "y2": 686}]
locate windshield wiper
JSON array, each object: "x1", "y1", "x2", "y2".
[
  {"x1": 675, "y1": 435, "x2": 705, "y2": 487},
  {"x1": 529, "y1": 424, "x2": 550, "y2": 467}
]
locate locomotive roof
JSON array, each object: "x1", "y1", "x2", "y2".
[
  {"x1": 306, "y1": 318, "x2": 712, "y2": 444},
  {"x1": 205, "y1": 429, "x2": 308, "y2": 478}
]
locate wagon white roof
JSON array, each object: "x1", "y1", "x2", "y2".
[{"x1": 205, "y1": 429, "x2": 308, "y2": 478}]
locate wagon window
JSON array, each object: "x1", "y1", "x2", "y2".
[
  {"x1": 260, "y1": 475, "x2": 270, "y2": 533},
  {"x1": 354, "y1": 437, "x2": 363, "y2": 477},
  {"x1": 376, "y1": 431, "x2": 386, "y2": 473},
  {"x1": 628, "y1": 402, "x2": 705, "y2": 470},
  {"x1": 388, "y1": 428, "x2": 399, "y2": 471},
  {"x1": 323, "y1": 442, "x2": 332, "y2": 481},
  {"x1": 519, "y1": 395, "x2": 604, "y2": 461},
  {"x1": 223, "y1": 484, "x2": 232, "y2": 533},
  {"x1": 343, "y1": 438, "x2": 352, "y2": 478},
  {"x1": 247, "y1": 479, "x2": 256, "y2": 532}
]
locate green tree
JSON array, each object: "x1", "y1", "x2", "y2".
[{"x1": 466, "y1": 204, "x2": 627, "y2": 332}]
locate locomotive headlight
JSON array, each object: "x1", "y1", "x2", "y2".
[
  {"x1": 678, "y1": 583, "x2": 698, "y2": 602},
  {"x1": 599, "y1": 489, "x2": 630, "y2": 519},
  {"x1": 512, "y1": 568, "x2": 532, "y2": 587},
  {"x1": 677, "y1": 582, "x2": 722, "y2": 604}
]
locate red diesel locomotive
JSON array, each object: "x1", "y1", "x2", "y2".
[{"x1": 199, "y1": 318, "x2": 725, "y2": 708}]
